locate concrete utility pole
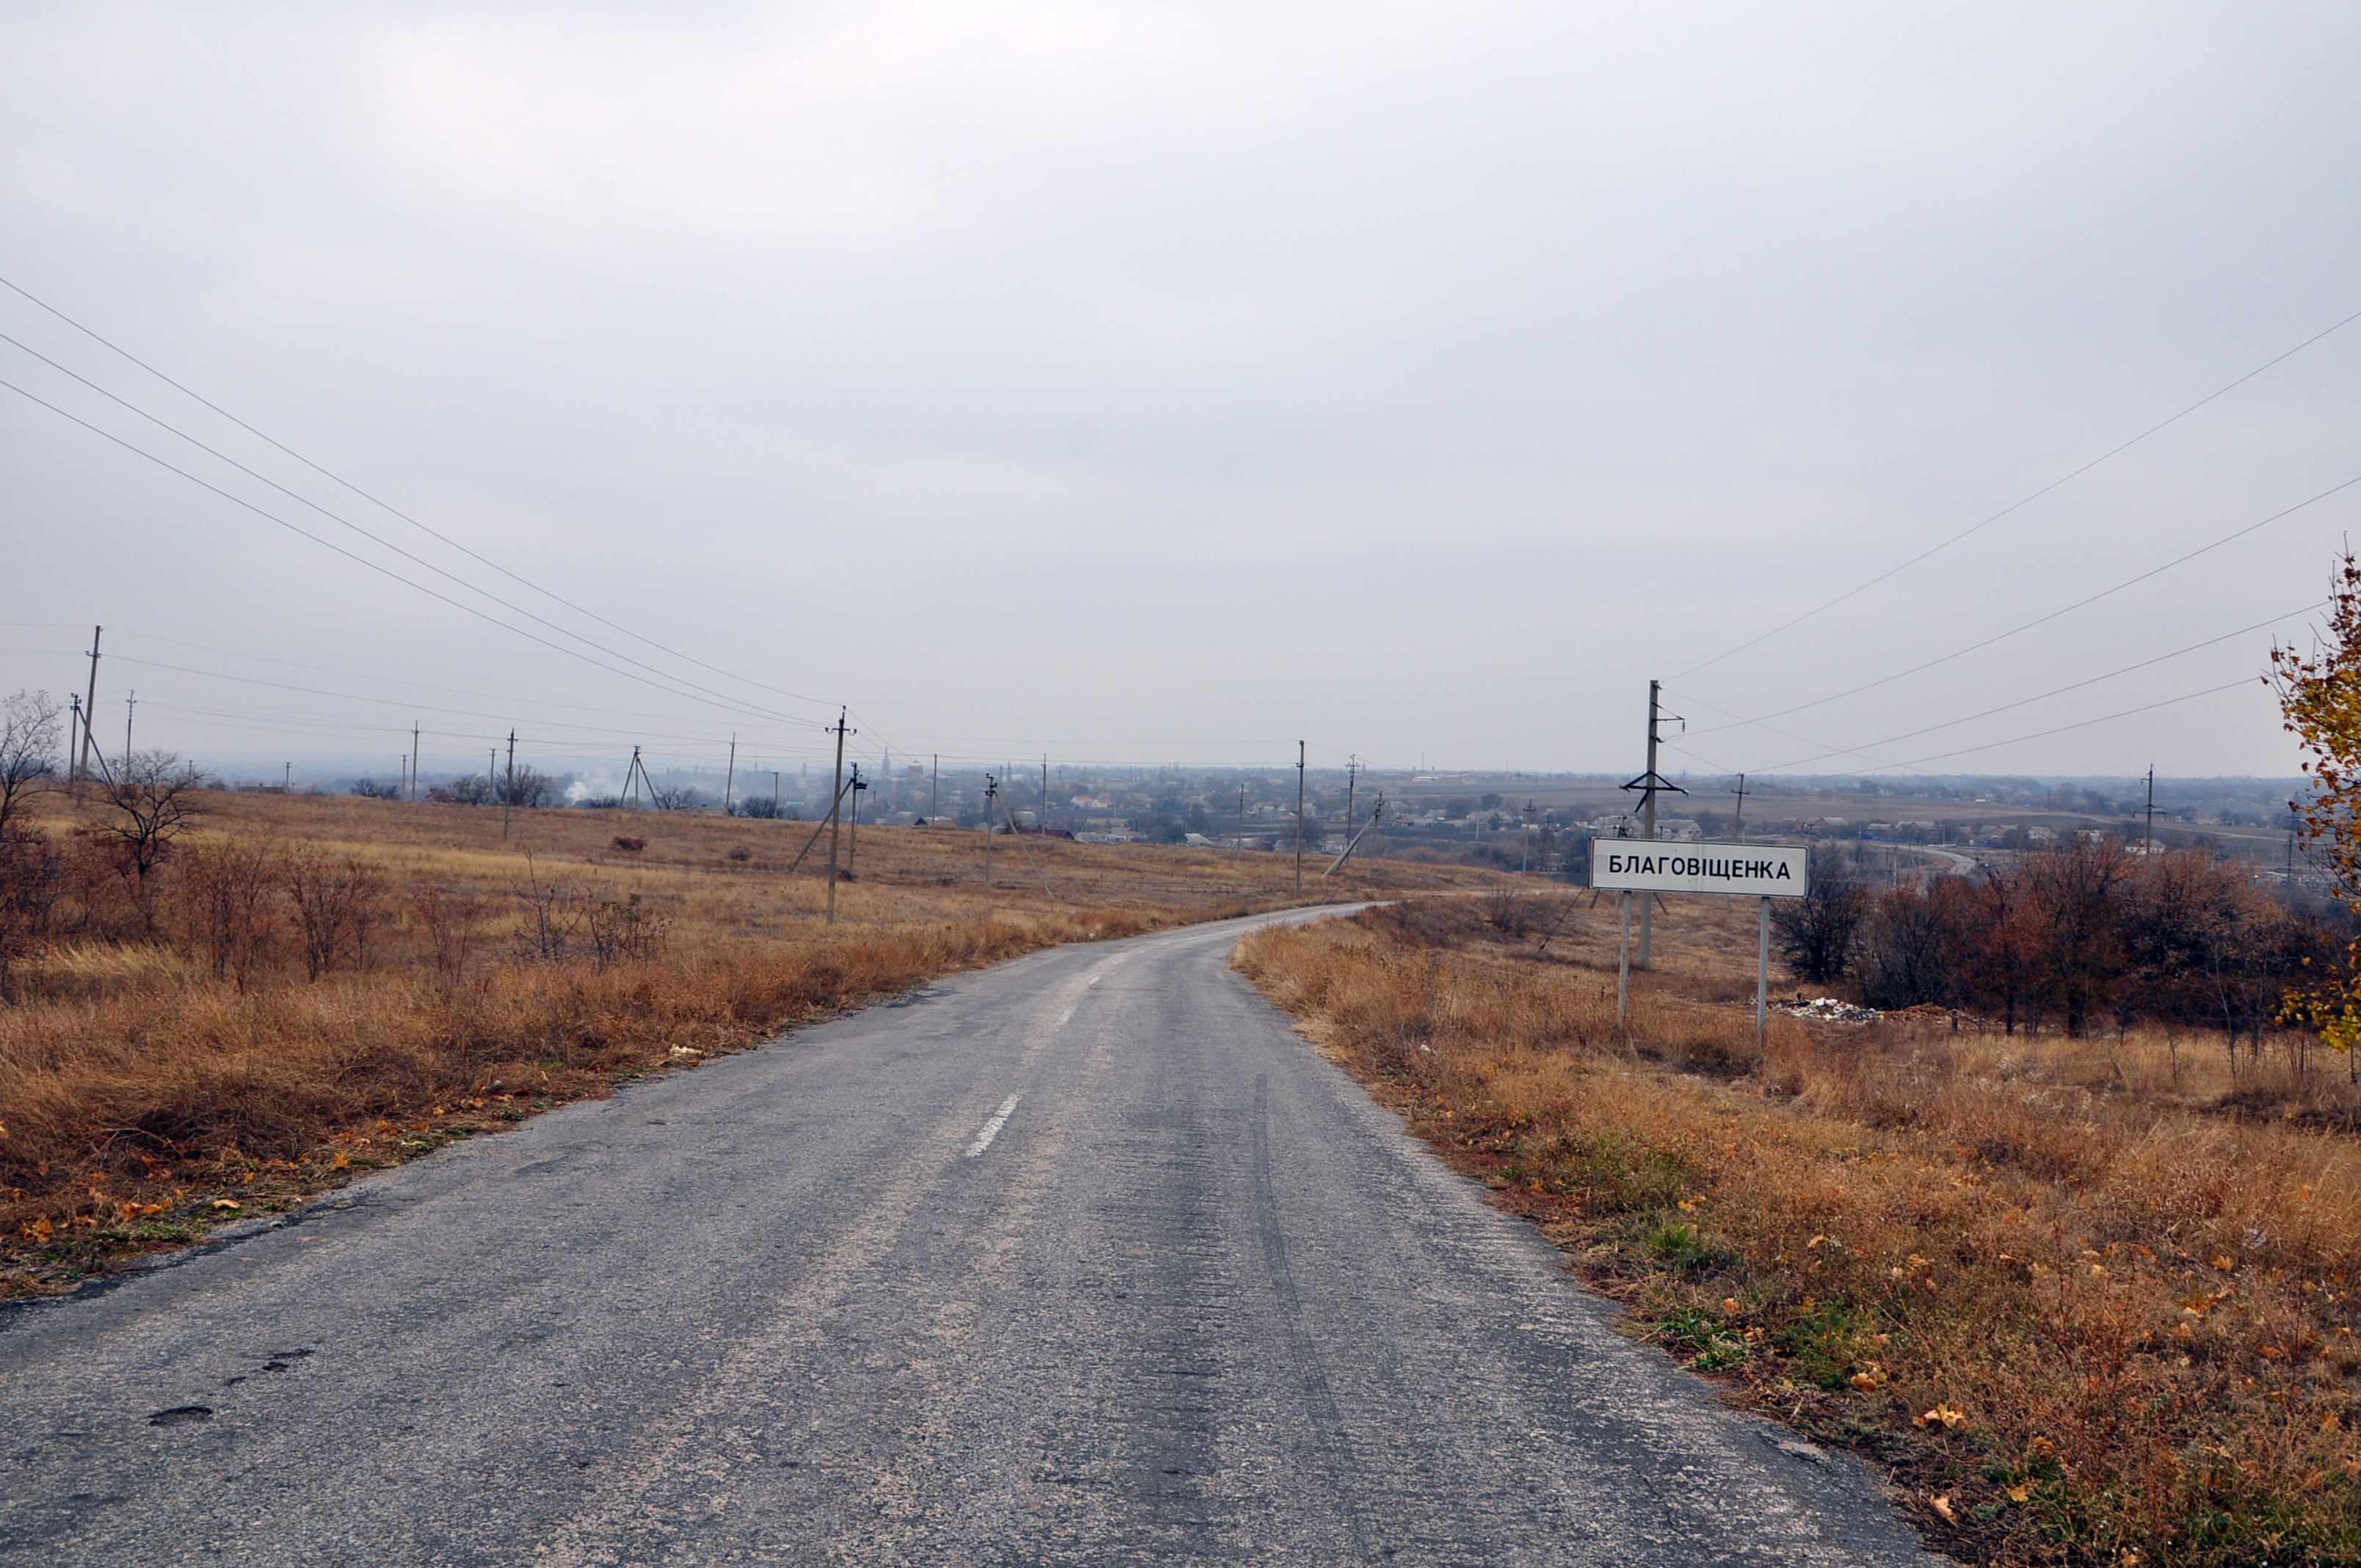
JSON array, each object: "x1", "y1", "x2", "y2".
[
  {"x1": 983, "y1": 774, "x2": 997, "y2": 890},
  {"x1": 410, "y1": 725, "x2": 420, "y2": 801},
  {"x1": 772, "y1": 771, "x2": 780, "y2": 817},
  {"x1": 76, "y1": 625, "x2": 100, "y2": 802},
  {"x1": 1295, "y1": 741, "x2": 1307, "y2": 895},
  {"x1": 2144, "y1": 764, "x2": 2157, "y2": 853},
  {"x1": 1733, "y1": 773, "x2": 1749, "y2": 845},
  {"x1": 824, "y1": 710, "x2": 853, "y2": 923},
  {"x1": 846, "y1": 764, "x2": 865, "y2": 873},
  {"x1": 929, "y1": 755, "x2": 938, "y2": 822},
  {"x1": 1344, "y1": 757, "x2": 1357, "y2": 849},
  {"x1": 1618, "y1": 680, "x2": 1684, "y2": 971},
  {"x1": 1238, "y1": 780, "x2": 1247, "y2": 851},
  {"x1": 723, "y1": 735, "x2": 737, "y2": 816},
  {"x1": 1041, "y1": 755, "x2": 1049, "y2": 837},
  {"x1": 126, "y1": 692, "x2": 138, "y2": 772},
  {"x1": 501, "y1": 730, "x2": 518, "y2": 840},
  {"x1": 66, "y1": 695, "x2": 81, "y2": 802}
]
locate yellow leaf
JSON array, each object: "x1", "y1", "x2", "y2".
[
  {"x1": 1720, "y1": 1297, "x2": 1742, "y2": 1315},
  {"x1": 2006, "y1": 1484, "x2": 2033, "y2": 1503},
  {"x1": 1930, "y1": 1495, "x2": 1956, "y2": 1523},
  {"x1": 211, "y1": 1198, "x2": 241, "y2": 1211},
  {"x1": 2213, "y1": 1255, "x2": 2238, "y2": 1273}
]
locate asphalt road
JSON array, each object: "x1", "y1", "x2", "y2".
[{"x1": 0, "y1": 908, "x2": 1933, "y2": 1565}]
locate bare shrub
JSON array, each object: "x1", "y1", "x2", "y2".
[
  {"x1": 0, "y1": 824, "x2": 65, "y2": 1001},
  {"x1": 280, "y1": 847, "x2": 383, "y2": 981},
  {"x1": 410, "y1": 885, "x2": 487, "y2": 994},
  {"x1": 585, "y1": 891, "x2": 666, "y2": 969},
  {"x1": 175, "y1": 834, "x2": 282, "y2": 990},
  {"x1": 93, "y1": 750, "x2": 208, "y2": 912},
  {"x1": 512, "y1": 858, "x2": 582, "y2": 962},
  {"x1": 1481, "y1": 884, "x2": 1533, "y2": 936}
]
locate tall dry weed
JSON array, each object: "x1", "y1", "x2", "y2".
[{"x1": 1238, "y1": 907, "x2": 2361, "y2": 1564}]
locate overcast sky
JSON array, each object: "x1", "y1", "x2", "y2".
[{"x1": 5, "y1": 3, "x2": 2358, "y2": 785}]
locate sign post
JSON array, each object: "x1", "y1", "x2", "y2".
[{"x1": 1589, "y1": 841, "x2": 1810, "y2": 1042}]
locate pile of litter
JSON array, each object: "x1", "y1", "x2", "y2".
[{"x1": 1777, "y1": 997, "x2": 1884, "y2": 1024}]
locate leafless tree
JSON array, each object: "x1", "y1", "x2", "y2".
[
  {"x1": 94, "y1": 751, "x2": 210, "y2": 932},
  {"x1": 0, "y1": 689, "x2": 62, "y2": 840},
  {"x1": 1769, "y1": 847, "x2": 1867, "y2": 984}
]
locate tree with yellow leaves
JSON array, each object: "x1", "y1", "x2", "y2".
[{"x1": 2269, "y1": 549, "x2": 2361, "y2": 1056}]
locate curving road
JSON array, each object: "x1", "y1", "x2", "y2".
[{"x1": 0, "y1": 909, "x2": 1932, "y2": 1565}]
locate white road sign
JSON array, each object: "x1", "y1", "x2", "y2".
[{"x1": 1589, "y1": 840, "x2": 1809, "y2": 899}]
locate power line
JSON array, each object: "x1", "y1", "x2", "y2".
[
  {"x1": 0, "y1": 272, "x2": 833, "y2": 713},
  {"x1": 1671, "y1": 597, "x2": 2313, "y2": 774},
  {"x1": 0, "y1": 348, "x2": 827, "y2": 727},
  {"x1": 1682, "y1": 471, "x2": 2361, "y2": 737},
  {"x1": 0, "y1": 374, "x2": 819, "y2": 730},
  {"x1": 1661, "y1": 676, "x2": 2256, "y2": 778},
  {"x1": 1672, "y1": 301, "x2": 2361, "y2": 680}
]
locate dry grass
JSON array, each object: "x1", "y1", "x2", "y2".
[
  {"x1": 1236, "y1": 894, "x2": 2361, "y2": 1566},
  {"x1": 0, "y1": 788, "x2": 1481, "y2": 1296}
]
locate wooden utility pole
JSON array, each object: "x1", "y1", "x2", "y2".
[
  {"x1": 1295, "y1": 741, "x2": 1307, "y2": 894},
  {"x1": 76, "y1": 625, "x2": 100, "y2": 802},
  {"x1": 501, "y1": 730, "x2": 518, "y2": 840},
  {"x1": 723, "y1": 735, "x2": 737, "y2": 816},
  {"x1": 824, "y1": 710, "x2": 852, "y2": 923}
]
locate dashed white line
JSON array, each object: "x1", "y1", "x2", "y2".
[{"x1": 962, "y1": 1095, "x2": 1022, "y2": 1158}]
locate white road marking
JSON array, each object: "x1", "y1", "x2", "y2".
[{"x1": 962, "y1": 1095, "x2": 1022, "y2": 1158}]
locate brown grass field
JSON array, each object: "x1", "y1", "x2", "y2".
[
  {"x1": 1236, "y1": 895, "x2": 2361, "y2": 1567},
  {"x1": 0, "y1": 788, "x2": 1481, "y2": 1299}
]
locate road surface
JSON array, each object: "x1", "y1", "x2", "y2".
[{"x1": 0, "y1": 908, "x2": 1932, "y2": 1565}]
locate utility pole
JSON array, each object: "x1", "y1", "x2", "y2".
[
  {"x1": 824, "y1": 710, "x2": 852, "y2": 923},
  {"x1": 1344, "y1": 756, "x2": 1358, "y2": 850},
  {"x1": 1238, "y1": 780, "x2": 1247, "y2": 852},
  {"x1": 772, "y1": 771, "x2": 780, "y2": 818},
  {"x1": 501, "y1": 730, "x2": 518, "y2": 840},
  {"x1": 1041, "y1": 755, "x2": 1049, "y2": 837},
  {"x1": 1295, "y1": 741, "x2": 1307, "y2": 895},
  {"x1": 723, "y1": 735, "x2": 737, "y2": 816},
  {"x1": 930, "y1": 755, "x2": 938, "y2": 821},
  {"x1": 411, "y1": 724, "x2": 421, "y2": 802},
  {"x1": 76, "y1": 625, "x2": 100, "y2": 802},
  {"x1": 2143, "y1": 764, "x2": 2157, "y2": 854},
  {"x1": 126, "y1": 691, "x2": 138, "y2": 772},
  {"x1": 1619, "y1": 680, "x2": 1685, "y2": 970},
  {"x1": 66, "y1": 695, "x2": 81, "y2": 802},
  {"x1": 846, "y1": 764, "x2": 865, "y2": 872},
  {"x1": 1733, "y1": 773, "x2": 1749, "y2": 845},
  {"x1": 983, "y1": 774, "x2": 997, "y2": 890}
]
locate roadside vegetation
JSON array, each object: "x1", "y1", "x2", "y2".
[
  {"x1": 0, "y1": 746, "x2": 1473, "y2": 1299},
  {"x1": 1237, "y1": 886, "x2": 2361, "y2": 1564}
]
